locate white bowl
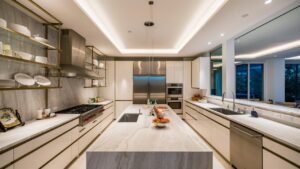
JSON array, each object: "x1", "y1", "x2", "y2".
[
  {"x1": 0, "y1": 18, "x2": 7, "y2": 28},
  {"x1": 99, "y1": 63, "x2": 105, "y2": 68},
  {"x1": 15, "y1": 51, "x2": 33, "y2": 60},
  {"x1": 35, "y1": 56, "x2": 48, "y2": 64},
  {"x1": 93, "y1": 59, "x2": 98, "y2": 66},
  {"x1": 33, "y1": 35, "x2": 49, "y2": 44},
  {"x1": 8, "y1": 23, "x2": 31, "y2": 37}
]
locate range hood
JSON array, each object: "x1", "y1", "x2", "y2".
[{"x1": 60, "y1": 29, "x2": 101, "y2": 79}]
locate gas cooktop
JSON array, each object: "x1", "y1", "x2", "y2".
[{"x1": 56, "y1": 104, "x2": 103, "y2": 115}]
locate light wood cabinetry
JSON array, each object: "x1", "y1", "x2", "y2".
[
  {"x1": 14, "y1": 127, "x2": 77, "y2": 169},
  {"x1": 166, "y1": 61, "x2": 183, "y2": 83},
  {"x1": 263, "y1": 149, "x2": 298, "y2": 169},
  {"x1": 191, "y1": 57, "x2": 200, "y2": 88},
  {"x1": 0, "y1": 150, "x2": 13, "y2": 168},
  {"x1": 115, "y1": 61, "x2": 133, "y2": 100},
  {"x1": 184, "y1": 101, "x2": 230, "y2": 161}
]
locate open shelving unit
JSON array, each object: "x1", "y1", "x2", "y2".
[
  {"x1": 0, "y1": 0, "x2": 62, "y2": 92},
  {"x1": 84, "y1": 46, "x2": 107, "y2": 88}
]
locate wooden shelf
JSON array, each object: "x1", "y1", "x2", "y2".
[
  {"x1": 0, "y1": 54, "x2": 60, "y2": 69},
  {"x1": 0, "y1": 26, "x2": 59, "y2": 50},
  {"x1": 0, "y1": 86, "x2": 62, "y2": 91}
]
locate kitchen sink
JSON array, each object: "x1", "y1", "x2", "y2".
[
  {"x1": 211, "y1": 108, "x2": 244, "y2": 115},
  {"x1": 118, "y1": 113, "x2": 139, "y2": 122}
]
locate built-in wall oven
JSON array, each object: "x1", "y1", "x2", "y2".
[{"x1": 166, "y1": 83, "x2": 183, "y2": 114}]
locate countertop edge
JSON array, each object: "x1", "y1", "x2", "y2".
[
  {"x1": 0, "y1": 114, "x2": 79, "y2": 154},
  {"x1": 185, "y1": 100, "x2": 300, "y2": 152}
]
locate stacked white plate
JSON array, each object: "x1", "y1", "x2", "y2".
[
  {"x1": 33, "y1": 35, "x2": 49, "y2": 44},
  {"x1": 9, "y1": 23, "x2": 31, "y2": 37},
  {"x1": 0, "y1": 18, "x2": 7, "y2": 28},
  {"x1": 34, "y1": 75, "x2": 51, "y2": 86},
  {"x1": 35, "y1": 56, "x2": 48, "y2": 64},
  {"x1": 14, "y1": 73, "x2": 35, "y2": 86},
  {"x1": 14, "y1": 51, "x2": 33, "y2": 60}
]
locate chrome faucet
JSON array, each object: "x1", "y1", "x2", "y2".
[
  {"x1": 222, "y1": 91, "x2": 236, "y2": 111},
  {"x1": 232, "y1": 92, "x2": 236, "y2": 111},
  {"x1": 222, "y1": 92, "x2": 226, "y2": 102}
]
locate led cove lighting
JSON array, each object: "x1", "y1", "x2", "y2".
[
  {"x1": 73, "y1": 0, "x2": 228, "y2": 55},
  {"x1": 265, "y1": 0, "x2": 272, "y2": 5},
  {"x1": 235, "y1": 40, "x2": 300, "y2": 59}
]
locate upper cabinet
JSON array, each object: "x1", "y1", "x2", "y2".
[
  {"x1": 166, "y1": 61, "x2": 183, "y2": 83},
  {"x1": 115, "y1": 61, "x2": 133, "y2": 100},
  {"x1": 192, "y1": 57, "x2": 200, "y2": 88}
]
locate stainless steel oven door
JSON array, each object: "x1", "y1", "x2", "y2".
[
  {"x1": 167, "y1": 98, "x2": 183, "y2": 114},
  {"x1": 167, "y1": 87, "x2": 183, "y2": 98}
]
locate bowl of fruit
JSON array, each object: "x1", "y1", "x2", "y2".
[{"x1": 152, "y1": 117, "x2": 170, "y2": 128}]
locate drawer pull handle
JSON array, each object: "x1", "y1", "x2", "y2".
[
  {"x1": 79, "y1": 128, "x2": 86, "y2": 133},
  {"x1": 232, "y1": 126, "x2": 261, "y2": 138}
]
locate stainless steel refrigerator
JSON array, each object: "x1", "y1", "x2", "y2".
[{"x1": 133, "y1": 60, "x2": 166, "y2": 104}]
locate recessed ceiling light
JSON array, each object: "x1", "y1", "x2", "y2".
[
  {"x1": 265, "y1": 0, "x2": 272, "y2": 5},
  {"x1": 220, "y1": 33, "x2": 225, "y2": 37},
  {"x1": 208, "y1": 42, "x2": 212, "y2": 45}
]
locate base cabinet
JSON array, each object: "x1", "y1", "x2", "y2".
[
  {"x1": 184, "y1": 102, "x2": 230, "y2": 161},
  {"x1": 263, "y1": 150, "x2": 298, "y2": 169}
]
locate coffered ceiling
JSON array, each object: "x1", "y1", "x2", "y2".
[{"x1": 34, "y1": 0, "x2": 299, "y2": 57}]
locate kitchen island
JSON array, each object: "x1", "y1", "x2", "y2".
[{"x1": 86, "y1": 104, "x2": 212, "y2": 169}]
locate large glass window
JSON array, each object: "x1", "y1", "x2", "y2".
[
  {"x1": 236, "y1": 64, "x2": 248, "y2": 99},
  {"x1": 236, "y1": 64, "x2": 263, "y2": 100},
  {"x1": 285, "y1": 64, "x2": 300, "y2": 102},
  {"x1": 210, "y1": 47, "x2": 222, "y2": 96}
]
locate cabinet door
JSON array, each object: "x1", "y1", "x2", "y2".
[
  {"x1": 173, "y1": 61, "x2": 183, "y2": 83},
  {"x1": 115, "y1": 61, "x2": 133, "y2": 100},
  {"x1": 166, "y1": 61, "x2": 183, "y2": 83},
  {"x1": 191, "y1": 57, "x2": 200, "y2": 88},
  {"x1": 166, "y1": 61, "x2": 174, "y2": 83},
  {"x1": 263, "y1": 150, "x2": 298, "y2": 169},
  {"x1": 210, "y1": 120, "x2": 230, "y2": 161}
]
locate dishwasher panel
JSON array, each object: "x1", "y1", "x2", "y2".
[{"x1": 230, "y1": 122, "x2": 263, "y2": 169}]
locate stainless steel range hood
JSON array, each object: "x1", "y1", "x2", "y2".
[{"x1": 60, "y1": 29, "x2": 100, "y2": 79}]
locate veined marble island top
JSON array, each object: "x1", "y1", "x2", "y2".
[{"x1": 86, "y1": 104, "x2": 212, "y2": 169}]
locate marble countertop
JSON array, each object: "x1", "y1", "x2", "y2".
[
  {"x1": 87, "y1": 104, "x2": 211, "y2": 152},
  {"x1": 0, "y1": 114, "x2": 79, "y2": 153},
  {"x1": 208, "y1": 95, "x2": 300, "y2": 117},
  {"x1": 89, "y1": 100, "x2": 113, "y2": 106},
  {"x1": 185, "y1": 100, "x2": 300, "y2": 151}
]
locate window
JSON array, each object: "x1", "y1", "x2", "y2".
[
  {"x1": 285, "y1": 64, "x2": 300, "y2": 102},
  {"x1": 236, "y1": 64, "x2": 264, "y2": 100},
  {"x1": 210, "y1": 47, "x2": 222, "y2": 96}
]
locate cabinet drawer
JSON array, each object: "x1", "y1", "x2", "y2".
[
  {"x1": 14, "y1": 119, "x2": 78, "y2": 159},
  {"x1": 42, "y1": 146, "x2": 73, "y2": 169},
  {"x1": 0, "y1": 150, "x2": 13, "y2": 168},
  {"x1": 263, "y1": 149, "x2": 298, "y2": 169},
  {"x1": 78, "y1": 113, "x2": 114, "y2": 153},
  {"x1": 14, "y1": 127, "x2": 77, "y2": 169},
  {"x1": 263, "y1": 137, "x2": 300, "y2": 166}
]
